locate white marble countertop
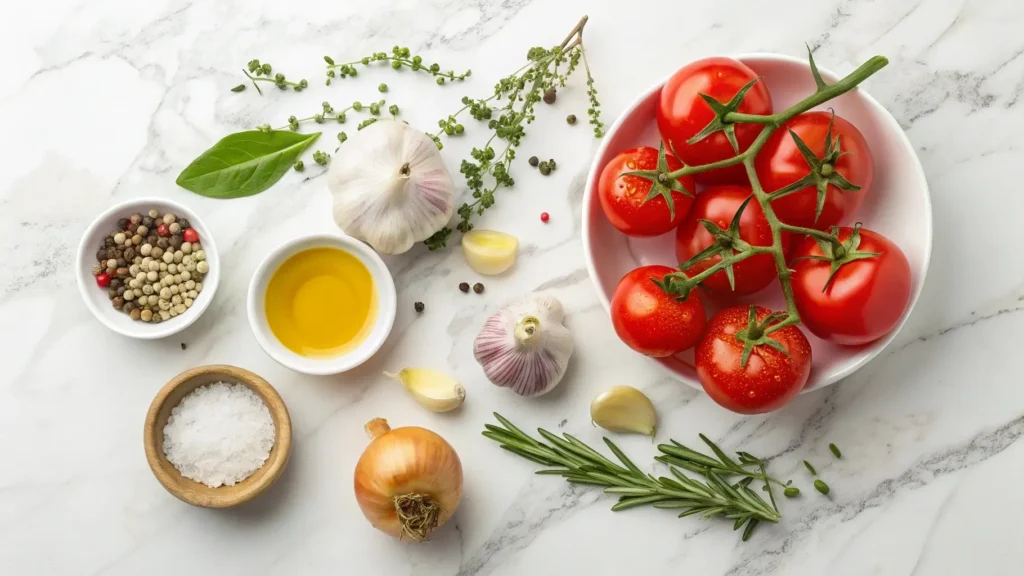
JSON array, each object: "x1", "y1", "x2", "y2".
[{"x1": 2, "y1": 0, "x2": 1022, "y2": 574}]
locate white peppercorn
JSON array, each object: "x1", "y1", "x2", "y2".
[
  {"x1": 159, "y1": 299, "x2": 170, "y2": 311},
  {"x1": 142, "y1": 284, "x2": 154, "y2": 295},
  {"x1": 184, "y1": 298, "x2": 194, "y2": 308},
  {"x1": 128, "y1": 264, "x2": 139, "y2": 276},
  {"x1": 173, "y1": 250, "x2": 183, "y2": 264},
  {"x1": 196, "y1": 261, "x2": 209, "y2": 274},
  {"x1": 137, "y1": 225, "x2": 148, "y2": 236},
  {"x1": 173, "y1": 303, "x2": 187, "y2": 314},
  {"x1": 170, "y1": 285, "x2": 179, "y2": 295},
  {"x1": 123, "y1": 290, "x2": 135, "y2": 301},
  {"x1": 131, "y1": 234, "x2": 142, "y2": 245},
  {"x1": 151, "y1": 246, "x2": 164, "y2": 259},
  {"x1": 159, "y1": 262, "x2": 168, "y2": 271},
  {"x1": 129, "y1": 279, "x2": 140, "y2": 289},
  {"x1": 133, "y1": 257, "x2": 142, "y2": 265},
  {"x1": 162, "y1": 251, "x2": 173, "y2": 264},
  {"x1": 195, "y1": 282, "x2": 203, "y2": 292},
  {"x1": 148, "y1": 261, "x2": 160, "y2": 272},
  {"x1": 167, "y1": 263, "x2": 177, "y2": 274},
  {"x1": 146, "y1": 270, "x2": 158, "y2": 282},
  {"x1": 187, "y1": 289, "x2": 198, "y2": 299},
  {"x1": 194, "y1": 250, "x2": 206, "y2": 262},
  {"x1": 114, "y1": 233, "x2": 126, "y2": 245},
  {"x1": 169, "y1": 308, "x2": 178, "y2": 318},
  {"x1": 185, "y1": 262, "x2": 196, "y2": 272},
  {"x1": 171, "y1": 294, "x2": 182, "y2": 305},
  {"x1": 181, "y1": 242, "x2": 192, "y2": 254},
  {"x1": 185, "y1": 280, "x2": 196, "y2": 290},
  {"x1": 173, "y1": 274, "x2": 182, "y2": 284},
  {"x1": 148, "y1": 208, "x2": 159, "y2": 218},
  {"x1": 158, "y1": 310, "x2": 169, "y2": 321},
  {"x1": 132, "y1": 287, "x2": 142, "y2": 297},
  {"x1": 91, "y1": 263, "x2": 102, "y2": 275},
  {"x1": 159, "y1": 287, "x2": 171, "y2": 300},
  {"x1": 168, "y1": 222, "x2": 180, "y2": 234},
  {"x1": 106, "y1": 259, "x2": 117, "y2": 269}
]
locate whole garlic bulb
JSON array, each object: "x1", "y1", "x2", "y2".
[
  {"x1": 473, "y1": 294, "x2": 574, "y2": 397},
  {"x1": 328, "y1": 119, "x2": 455, "y2": 254}
]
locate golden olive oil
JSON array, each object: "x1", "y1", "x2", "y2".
[{"x1": 265, "y1": 247, "x2": 377, "y2": 357}]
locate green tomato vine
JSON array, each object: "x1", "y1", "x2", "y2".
[{"x1": 634, "y1": 49, "x2": 889, "y2": 355}]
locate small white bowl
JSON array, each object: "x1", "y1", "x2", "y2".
[
  {"x1": 582, "y1": 53, "x2": 932, "y2": 393},
  {"x1": 76, "y1": 197, "x2": 220, "y2": 340},
  {"x1": 247, "y1": 233, "x2": 397, "y2": 375}
]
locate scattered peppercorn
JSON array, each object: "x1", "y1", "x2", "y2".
[
  {"x1": 548, "y1": 159, "x2": 557, "y2": 171},
  {"x1": 473, "y1": 282, "x2": 484, "y2": 294},
  {"x1": 459, "y1": 282, "x2": 470, "y2": 293},
  {"x1": 543, "y1": 88, "x2": 556, "y2": 104},
  {"x1": 566, "y1": 114, "x2": 577, "y2": 125},
  {"x1": 181, "y1": 342, "x2": 187, "y2": 350},
  {"x1": 414, "y1": 302, "x2": 425, "y2": 313},
  {"x1": 529, "y1": 156, "x2": 539, "y2": 167},
  {"x1": 540, "y1": 212, "x2": 550, "y2": 223},
  {"x1": 539, "y1": 161, "x2": 551, "y2": 176},
  {"x1": 378, "y1": 83, "x2": 388, "y2": 93}
]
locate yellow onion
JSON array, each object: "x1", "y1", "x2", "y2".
[{"x1": 354, "y1": 418, "x2": 463, "y2": 541}]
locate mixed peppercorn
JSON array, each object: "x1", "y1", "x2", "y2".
[{"x1": 92, "y1": 209, "x2": 209, "y2": 323}]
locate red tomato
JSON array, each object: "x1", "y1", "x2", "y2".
[
  {"x1": 674, "y1": 185, "x2": 778, "y2": 296},
  {"x1": 756, "y1": 112, "x2": 873, "y2": 230},
  {"x1": 696, "y1": 305, "x2": 812, "y2": 414},
  {"x1": 658, "y1": 57, "x2": 773, "y2": 185},
  {"x1": 791, "y1": 227, "x2": 911, "y2": 345},
  {"x1": 597, "y1": 146, "x2": 696, "y2": 236},
  {"x1": 610, "y1": 265, "x2": 706, "y2": 357}
]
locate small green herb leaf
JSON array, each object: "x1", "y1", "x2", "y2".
[
  {"x1": 829, "y1": 443, "x2": 842, "y2": 459},
  {"x1": 176, "y1": 130, "x2": 321, "y2": 199},
  {"x1": 230, "y1": 84, "x2": 246, "y2": 92},
  {"x1": 803, "y1": 460, "x2": 817, "y2": 475}
]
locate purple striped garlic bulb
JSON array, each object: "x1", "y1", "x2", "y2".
[{"x1": 474, "y1": 294, "x2": 574, "y2": 397}]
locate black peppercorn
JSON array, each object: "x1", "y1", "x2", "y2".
[
  {"x1": 529, "y1": 156, "x2": 539, "y2": 167},
  {"x1": 473, "y1": 282, "x2": 484, "y2": 294},
  {"x1": 105, "y1": 248, "x2": 118, "y2": 260},
  {"x1": 178, "y1": 218, "x2": 191, "y2": 229},
  {"x1": 115, "y1": 258, "x2": 126, "y2": 268},
  {"x1": 147, "y1": 234, "x2": 159, "y2": 246},
  {"x1": 566, "y1": 114, "x2": 577, "y2": 125},
  {"x1": 124, "y1": 247, "x2": 136, "y2": 261},
  {"x1": 539, "y1": 162, "x2": 551, "y2": 176},
  {"x1": 123, "y1": 301, "x2": 136, "y2": 313},
  {"x1": 117, "y1": 218, "x2": 130, "y2": 230},
  {"x1": 156, "y1": 238, "x2": 170, "y2": 249},
  {"x1": 181, "y1": 342, "x2": 187, "y2": 350},
  {"x1": 108, "y1": 287, "x2": 118, "y2": 299},
  {"x1": 112, "y1": 297, "x2": 125, "y2": 310},
  {"x1": 96, "y1": 248, "x2": 107, "y2": 261},
  {"x1": 543, "y1": 88, "x2": 556, "y2": 104},
  {"x1": 116, "y1": 286, "x2": 126, "y2": 296},
  {"x1": 414, "y1": 302, "x2": 425, "y2": 313},
  {"x1": 110, "y1": 278, "x2": 123, "y2": 290},
  {"x1": 142, "y1": 216, "x2": 155, "y2": 229},
  {"x1": 130, "y1": 213, "x2": 142, "y2": 225},
  {"x1": 104, "y1": 237, "x2": 115, "y2": 248},
  {"x1": 548, "y1": 159, "x2": 557, "y2": 171},
  {"x1": 169, "y1": 235, "x2": 183, "y2": 249},
  {"x1": 459, "y1": 282, "x2": 470, "y2": 293}
]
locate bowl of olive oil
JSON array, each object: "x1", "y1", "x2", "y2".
[{"x1": 247, "y1": 233, "x2": 397, "y2": 375}]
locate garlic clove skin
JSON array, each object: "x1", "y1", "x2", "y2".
[
  {"x1": 384, "y1": 368, "x2": 466, "y2": 412},
  {"x1": 328, "y1": 120, "x2": 455, "y2": 255},
  {"x1": 473, "y1": 294, "x2": 574, "y2": 397},
  {"x1": 462, "y1": 230, "x2": 519, "y2": 275},
  {"x1": 590, "y1": 386, "x2": 657, "y2": 437}
]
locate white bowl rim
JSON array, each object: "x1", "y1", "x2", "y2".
[
  {"x1": 76, "y1": 196, "x2": 220, "y2": 340},
  {"x1": 581, "y1": 52, "x2": 933, "y2": 393},
  {"x1": 246, "y1": 232, "x2": 398, "y2": 376}
]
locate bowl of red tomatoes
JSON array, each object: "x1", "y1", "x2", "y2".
[{"x1": 583, "y1": 52, "x2": 931, "y2": 414}]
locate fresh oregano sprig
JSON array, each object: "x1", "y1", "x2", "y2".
[
  {"x1": 324, "y1": 46, "x2": 470, "y2": 86},
  {"x1": 483, "y1": 413, "x2": 781, "y2": 542},
  {"x1": 423, "y1": 16, "x2": 603, "y2": 249},
  {"x1": 627, "y1": 47, "x2": 889, "y2": 354},
  {"x1": 239, "y1": 58, "x2": 308, "y2": 95}
]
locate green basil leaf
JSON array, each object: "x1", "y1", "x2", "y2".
[{"x1": 176, "y1": 130, "x2": 321, "y2": 199}]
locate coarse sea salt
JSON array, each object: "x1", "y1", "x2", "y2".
[{"x1": 163, "y1": 381, "x2": 275, "y2": 488}]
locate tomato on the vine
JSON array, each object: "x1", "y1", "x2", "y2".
[
  {"x1": 610, "y1": 265, "x2": 706, "y2": 357},
  {"x1": 657, "y1": 57, "x2": 773, "y2": 185},
  {"x1": 695, "y1": 305, "x2": 811, "y2": 414},
  {"x1": 755, "y1": 111, "x2": 873, "y2": 230},
  {"x1": 598, "y1": 146, "x2": 696, "y2": 236},
  {"x1": 791, "y1": 226, "x2": 911, "y2": 345},
  {"x1": 674, "y1": 185, "x2": 780, "y2": 296}
]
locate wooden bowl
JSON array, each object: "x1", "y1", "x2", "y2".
[{"x1": 143, "y1": 364, "x2": 292, "y2": 508}]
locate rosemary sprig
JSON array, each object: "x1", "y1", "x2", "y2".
[
  {"x1": 423, "y1": 15, "x2": 603, "y2": 250},
  {"x1": 240, "y1": 59, "x2": 308, "y2": 95},
  {"x1": 483, "y1": 413, "x2": 781, "y2": 541},
  {"x1": 324, "y1": 47, "x2": 470, "y2": 85}
]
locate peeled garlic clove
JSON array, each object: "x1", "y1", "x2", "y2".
[
  {"x1": 590, "y1": 386, "x2": 657, "y2": 437},
  {"x1": 385, "y1": 368, "x2": 466, "y2": 412},
  {"x1": 462, "y1": 230, "x2": 519, "y2": 275}
]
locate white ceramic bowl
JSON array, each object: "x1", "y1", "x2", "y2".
[
  {"x1": 582, "y1": 53, "x2": 932, "y2": 393},
  {"x1": 76, "y1": 197, "x2": 220, "y2": 339},
  {"x1": 247, "y1": 233, "x2": 397, "y2": 375}
]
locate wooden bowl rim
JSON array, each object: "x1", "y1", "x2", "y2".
[{"x1": 143, "y1": 364, "x2": 292, "y2": 508}]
